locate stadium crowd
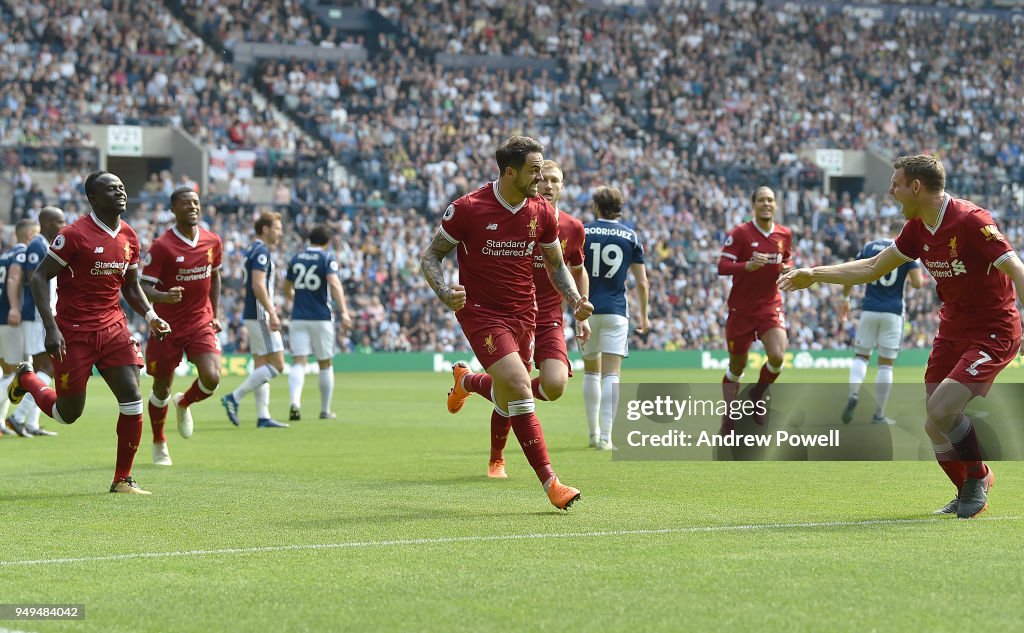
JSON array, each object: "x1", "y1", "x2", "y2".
[
  {"x1": 5, "y1": 0, "x2": 1024, "y2": 356},
  {"x1": 0, "y1": 0, "x2": 318, "y2": 177}
]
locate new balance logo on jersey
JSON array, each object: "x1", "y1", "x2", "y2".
[
  {"x1": 94, "y1": 247, "x2": 104, "y2": 253},
  {"x1": 176, "y1": 256, "x2": 185, "y2": 262},
  {"x1": 980, "y1": 225, "x2": 1003, "y2": 241},
  {"x1": 486, "y1": 224, "x2": 498, "y2": 230}
]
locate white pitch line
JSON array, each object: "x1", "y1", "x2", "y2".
[{"x1": 2, "y1": 516, "x2": 1019, "y2": 568}]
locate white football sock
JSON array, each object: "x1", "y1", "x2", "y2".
[
  {"x1": 255, "y1": 382, "x2": 271, "y2": 420},
  {"x1": 874, "y1": 365, "x2": 894, "y2": 418},
  {"x1": 583, "y1": 371, "x2": 600, "y2": 439},
  {"x1": 599, "y1": 374, "x2": 620, "y2": 442},
  {"x1": 319, "y1": 368, "x2": 334, "y2": 414},
  {"x1": 288, "y1": 364, "x2": 306, "y2": 408},
  {"x1": 849, "y1": 356, "x2": 868, "y2": 399},
  {"x1": 233, "y1": 364, "x2": 279, "y2": 401}
]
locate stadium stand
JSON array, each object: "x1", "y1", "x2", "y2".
[{"x1": 3, "y1": 0, "x2": 1023, "y2": 356}]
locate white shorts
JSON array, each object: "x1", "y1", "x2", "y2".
[
  {"x1": 22, "y1": 320, "x2": 46, "y2": 356},
  {"x1": 0, "y1": 324, "x2": 25, "y2": 363},
  {"x1": 289, "y1": 320, "x2": 335, "y2": 360},
  {"x1": 581, "y1": 314, "x2": 629, "y2": 360},
  {"x1": 854, "y1": 311, "x2": 904, "y2": 360},
  {"x1": 244, "y1": 319, "x2": 285, "y2": 356}
]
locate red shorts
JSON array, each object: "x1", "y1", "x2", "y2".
[
  {"x1": 925, "y1": 333, "x2": 1021, "y2": 396},
  {"x1": 725, "y1": 308, "x2": 786, "y2": 355},
  {"x1": 458, "y1": 306, "x2": 534, "y2": 372},
  {"x1": 533, "y1": 315, "x2": 571, "y2": 376},
  {"x1": 145, "y1": 326, "x2": 221, "y2": 379},
  {"x1": 54, "y1": 321, "x2": 143, "y2": 396}
]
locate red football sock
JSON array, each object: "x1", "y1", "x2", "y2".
[
  {"x1": 148, "y1": 401, "x2": 167, "y2": 443},
  {"x1": 466, "y1": 373, "x2": 493, "y2": 401},
  {"x1": 531, "y1": 376, "x2": 547, "y2": 401},
  {"x1": 19, "y1": 369, "x2": 56, "y2": 417},
  {"x1": 180, "y1": 379, "x2": 213, "y2": 407},
  {"x1": 950, "y1": 421, "x2": 986, "y2": 479},
  {"x1": 114, "y1": 410, "x2": 143, "y2": 482},
  {"x1": 509, "y1": 406, "x2": 555, "y2": 484},
  {"x1": 750, "y1": 363, "x2": 781, "y2": 400},
  {"x1": 490, "y1": 409, "x2": 512, "y2": 461},
  {"x1": 934, "y1": 448, "x2": 967, "y2": 491}
]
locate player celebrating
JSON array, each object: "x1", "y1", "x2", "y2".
[
  {"x1": 581, "y1": 185, "x2": 649, "y2": 450},
  {"x1": 5, "y1": 207, "x2": 65, "y2": 437},
  {"x1": 780, "y1": 154, "x2": 1022, "y2": 519},
  {"x1": 141, "y1": 187, "x2": 224, "y2": 465},
  {"x1": 717, "y1": 186, "x2": 792, "y2": 433},
  {"x1": 284, "y1": 224, "x2": 352, "y2": 421},
  {"x1": 421, "y1": 136, "x2": 593, "y2": 509},
  {"x1": 839, "y1": 222, "x2": 923, "y2": 425},
  {"x1": 8, "y1": 171, "x2": 171, "y2": 494},
  {"x1": 221, "y1": 211, "x2": 288, "y2": 428},
  {"x1": 448, "y1": 159, "x2": 589, "y2": 478},
  {"x1": 0, "y1": 219, "x2": 38, "y2": 435}
]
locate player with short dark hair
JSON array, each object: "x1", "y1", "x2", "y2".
[
  {"x1": 717, "y1": 186, "x2": 793, "y2": 433},
  {"x1": 421, "y1": 136, "x2": 593, "y2": 509},
  {"x1": 221, "y1": 211, "x2": 288, "y2": 428},
  {"x1": 580, "y1": 185, "x2": 649, "y2": 450},
  {"x1": 284, "y1": 225, "x2": 352, "y2": 421},
  {"x1": 839, "y1": 221, "x2": 924, "y2": 425},
  {"x1": 141, "y1": 187, "x2": 224, "y2": 465},
  {"x1": 9, "y1": 171, "x2": 171, "y2": 494},
  {"x1": 449, "y1": 159, "x2": 590, "y2": 478},
  {"x1": 780, "y1": 154, "x2": 1024, "y2": 519}
]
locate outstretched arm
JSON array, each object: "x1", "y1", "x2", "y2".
[
  {"x1": 779, "y1": 248, "x2": 905, "y2": 291},
  {"x1": 420, "y1": 232, "x2": 466, "y2": 311},
  {"x1": 996, "y1": 256, "x2": 1024, "y2": 308}
]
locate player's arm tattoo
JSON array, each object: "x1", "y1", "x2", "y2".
[
  {"x1": 420, "y1": 232, "x2": 459, "y2": 306},
  {"x1": 541, "y1": 243, "x2": 583, "y2": 306}
]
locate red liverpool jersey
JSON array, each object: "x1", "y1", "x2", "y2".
[
  {"x1": 893, "y1": 195, "x2": 1021, "y2": 339},
  {"x1": 47, "y1": 213, "x2": 139, "y2": 332},
  {"x1": 439, "y1": 181, "x2": 558, "y2": 316},
  {"x1": 720, "y1": 220, "x2": 793, "y2": 314},
  {"x1": 533, "y1": 210, "x2": 585, "y2": 322},
  {"x1": 140, "y1": 226, "x2": 223, "y2": 334}
]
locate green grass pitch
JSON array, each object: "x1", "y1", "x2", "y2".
[{"x1": 1, "y1": 366, "x2": 1022, "y2": 632}]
